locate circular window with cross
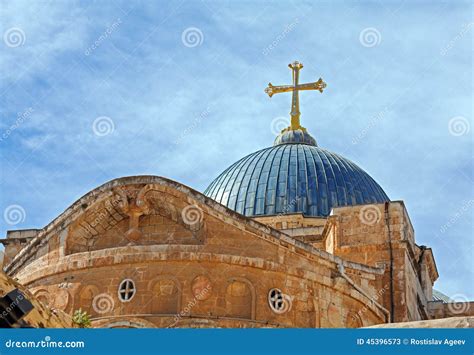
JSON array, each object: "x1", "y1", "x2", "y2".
[
  {"x1": 268, "y1": 288, "x2": 292, "y2": 314},
  {"x1": 118, "y1": 279, "x2": 136, "y2": 302}
]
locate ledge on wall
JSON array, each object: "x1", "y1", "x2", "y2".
[{"x1": 366, "y1": 316, "x2": 473, "y2": 328}]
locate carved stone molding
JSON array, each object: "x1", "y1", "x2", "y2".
[{"x1": 113, "y1": 186, "x2": 152, "y2": 242}]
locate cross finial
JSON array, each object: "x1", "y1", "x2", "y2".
[{"x1": 265, "y1": 61, "x2": 327, "y2": 132}]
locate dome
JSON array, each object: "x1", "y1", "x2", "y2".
[
  {"x1": 432, "y1": 289, "x2": 452, "y2": 303},
  {"x1": 204, "y1": 143, "x2": 389, "y2": 217},
  {"x1": 204, "y1": 60, "x2": 389, "y2": 218}
]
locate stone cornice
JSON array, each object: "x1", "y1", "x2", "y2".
[{"x1": 5, "y1": 176, "x2": 384, "y2": 277}]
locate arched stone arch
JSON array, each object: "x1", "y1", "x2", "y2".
[
  {"x1": 100, "y1": 317, "x2": 157, "y2": 328},
  {"x1": 147, "y1": 276, "x2": 181, "y2": 315},
  {"x1": 76, "y1": 284, "x2": 101, "y2": 316},
  {"x1": 137, "y1": 184, "x2": 206, "y2": 241},
  {"x1": 32, "y1": 288, "x2": 51, "y2": 307},
  {"x1": 60, "y1": 182, "x2": 210, "y2": 257},
  {"x1": 64, "y1": 192, "x2": 128, "y2": 255},
  {"x1": 327, "y1": 303, "x2": 344, "y2": 327},
  {"x1": 346, "y1": 311, "x2": 363, "y2": 328},
  {"x1": 51, "y1": 289, "x2": 71, "y2": 312},
  {"x1": 137, "y1": 185, "x2": 188, "y2": 226},
  {"x1": 225, "y1": 277, "x2": 256, "y2": 320}
]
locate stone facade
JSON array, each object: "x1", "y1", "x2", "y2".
[{"x1": 0, "y1": 176, "x2": 471, "y2": 328}]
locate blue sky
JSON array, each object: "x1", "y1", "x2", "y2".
[{"x1": 0, "y1": 0, "x2": 472, "y2": 299}]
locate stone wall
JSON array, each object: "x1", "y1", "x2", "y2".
[
  {"x1": 428, "y1": 301, "x2": 474, "y2": 319},
  {"x1": 0, "y1": 229, "x2": 38, "y2": 266},
  {"x1": 319, "y1": 202, "x2": 439, "y2": 323},
  {"x1": 3, "y1": 176, "x2": 388, "y2": 328},
  {"x1": 368, "y1": 316, "x2": 473, "y2": 328}
]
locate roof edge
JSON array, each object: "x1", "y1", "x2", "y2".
[{"x1": 5, "y1": 175, "x2": 385, "y2": 276}]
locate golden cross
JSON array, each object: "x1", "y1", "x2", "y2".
[{"x1": 265, "y1": 61, "x2": 326, "y2": 131}]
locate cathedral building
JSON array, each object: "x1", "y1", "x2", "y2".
[{"x1": 1, "y1": 62, "x2": 471, "y2": 328}]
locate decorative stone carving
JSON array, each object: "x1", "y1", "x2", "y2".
[
  {"x1": 135, "y1": 184, "x2": 206, "y2": 244},
  {"x1": 52, "y1": 289, "x2": 70, "y2": 311},
  {"x1": 113, "y1": 186, "x2": 151, "y2": 242},
  {"x1": 66, "y1": 191, "x2": 126, "y2": 254},
  {"x1": 77, "y1": 284, "x2": 100, "y2": 315},
  {"x1": 33, "y1": 288, "x2": 51, "y2": 307},
  {"x1": 346, "y1": 312, "x2": 363, "y2": 328}
]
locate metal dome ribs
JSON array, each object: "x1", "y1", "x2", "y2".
[{"x1": 204, "y1": 144, "x2": 389, "y2": 218}]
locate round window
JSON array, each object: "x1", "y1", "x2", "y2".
[
  {"x1": 268, "y1": 288, "x2": 291, "y2": 314},
  {"x1": 118, "y1": 279, "x2": 136, "y2": 302}
]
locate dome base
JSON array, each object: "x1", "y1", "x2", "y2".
[{"x1": 274, "y1": 128, "x2": 317, "y2": 146}]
